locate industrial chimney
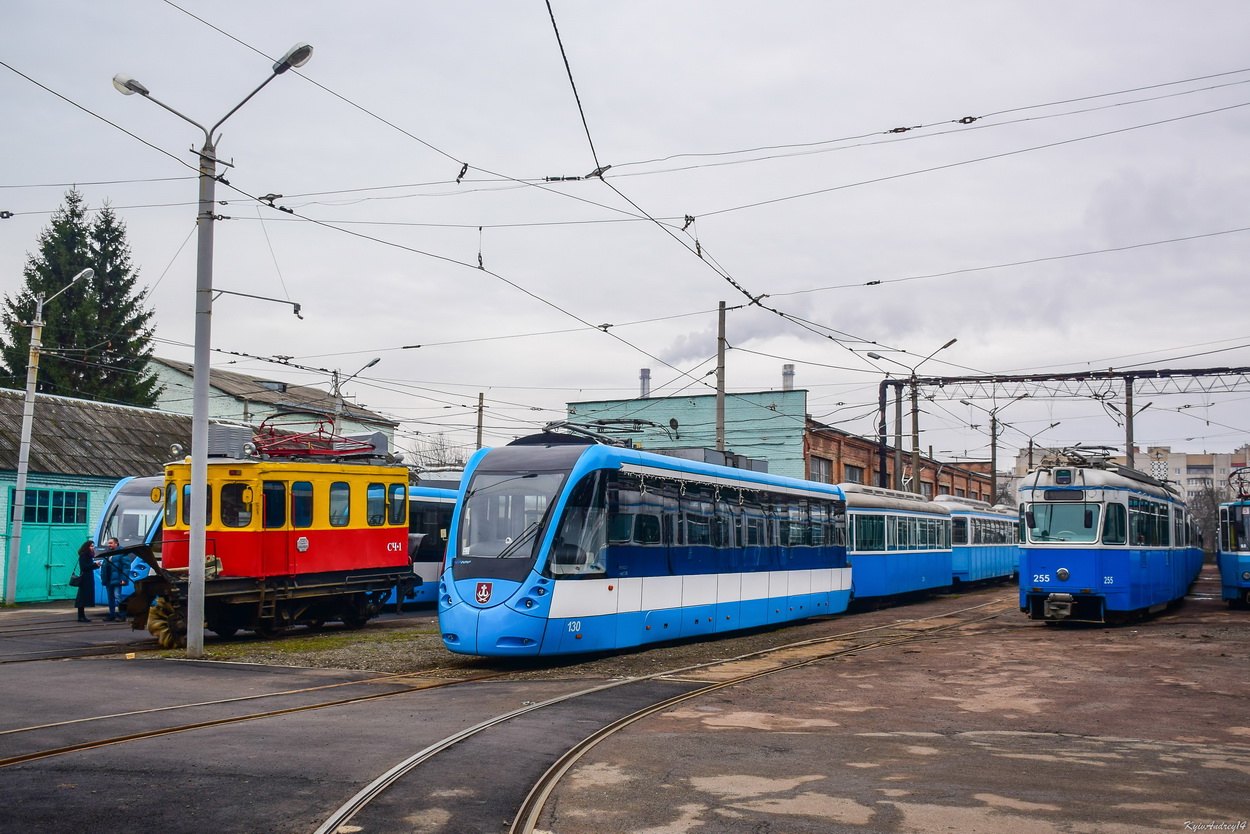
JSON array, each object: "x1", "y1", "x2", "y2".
[
  {"x1": 640, "y1": 368, "x2": 651, "y2": 399},
  {"x1": 782, "y1": 363, "x2": 795, "y2": 391}
]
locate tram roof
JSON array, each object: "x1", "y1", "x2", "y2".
[{"x1": 0, "y1": 388, "x2": 191, "y2": 479}]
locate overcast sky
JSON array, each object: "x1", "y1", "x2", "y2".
[{"x1": 3, "y1": 1, "x2": 1249, "y2": 467}]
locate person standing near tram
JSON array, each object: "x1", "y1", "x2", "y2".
[
  {"x1": 98, "y1": 537, "x2": 130, "y2": 622},
  {"x1": 74, "y1": 540, "x2": 97, "y2": 622}
]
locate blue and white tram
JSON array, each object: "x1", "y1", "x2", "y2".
[
  {"x1": 93, "y1": 475, "x2": 163, "y2": 603},
  {"x1": 1018, "y1": 452, "x2": 1203, "y2": 623},
  {"x1": 840, "y1": 484, "x2": 952, "y2": 600},
  {"x1": 933, "y1": 495, "x2": 1019, "y2": 584},
  {"x1": 1217, "y1": 469, "x2": 1250, "y2": 608},
  {"x1": 403, "y1": 486, "x2": 457, "y2": 605},
  {"x1": 438, "y1": 433, "x2": 851, "y2": 656},
  {"x1": 1217, "y1": 500, "x2": 1250, "y2": 608}
]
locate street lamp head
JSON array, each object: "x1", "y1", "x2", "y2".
[
  {"x1": 273, "y1": 42, "x2": 314, "y2": 74},
  {"x1": 112, "y1": 74, "x2": 149, "y2": 96},
  {"x1": 73, "y1": 268, "x2": 94, "y2": 282},
  {"x1": 866, "y1": 352, "x2": 884, "y2": 361},
  {"x1": 939, "y1": 338, "x2": 958, "y2": 350}
]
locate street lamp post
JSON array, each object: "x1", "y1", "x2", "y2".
[
  {"x1": 331, "y1": 357, "x2": 380, "y2": 434},
  {"x1": 868, "y1": 338, "x2": 957, "y2": 495},
  {"x1": 4, "y1": 269, "x2": 94, "y2": 604},
  {"x1": 960, "y1": 394, "x2": 1028, "y2": 501},
  {"x1": 114, "y1": 43, "x2": 313, "y2": 656},
  {"x1": 1025, "y1": 421, "x2": 1062, "y2": 468}
]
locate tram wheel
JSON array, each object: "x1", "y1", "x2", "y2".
[
  {"x1": 209, "y1": 625, "x2": 239, "y2": 639},
  {"x1": 340, "y1": 602, "x2": 371, "y2": 630},
  {"x1": 254, "y1": 621, "x2": 287, "y2": 639},
  {"x1": 147, "y1": 597, "x2": 188, "y2": 649}
]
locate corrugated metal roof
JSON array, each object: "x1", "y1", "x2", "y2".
[
  {"x1": 152, "y1": 358, "x2": 397, "y2": 427},
  {"x1": 0, "y1": 389, "x2": 192, "y2": 479}
]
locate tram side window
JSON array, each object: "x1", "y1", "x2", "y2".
[
  {"x1": 263, "y1": 482, "x2": 286, "y2": 528},
  {"x1": 855, "y1": 514, "x2": 886, "y2": 551},
  {"x1": 366, "y1": 483, "x2": 386, "y2": 526},
  {"x1": 952, "y1": 518, "x2": 968, "y2": 546},
  {"x1": 388, "y1": 484, "x2": 407, "y2": 525},
  {"x1": 329, "y1": 482, "x2": 350, "y2": 527},
  {"x1": 1128, "y1": 497, "x2": 1166, "y2": 546},
  {"x1": 686, "y1": 510, "x2": 712, "y2": 546},
  {"x1": 165, "y1": 481, "x2": 178, "y2": 527},
  {"x1": 549, "y1": 472, "x2": 607, "y2": 576},
  {"x1": 180, "y1": 484, "x2": 212, "y2": 525},
  {"x1": 635, "y1": 514, "x2": 662, "y2": 544},
  {"x1": 1103, "y1": 503, "x2": 1127, "y2": 545},
  {"x1": 810, "y1": 504, "x2": 827, "y2": 546},
  {"x1": 292, "y1": 481, "x2": 314, "y2": 529},
  {"x1": 220, "y1": 483, "x2": 252, "y2": 528},
  {"x1": 788, "y1": 503, "x2": 809, "y2": 546}
]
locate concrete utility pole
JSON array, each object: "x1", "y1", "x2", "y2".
[
  {"x1": 716, "y1": 301, "x2": 726, "y2": 452},
  {"x1": 5, "y1": 268, "x2": 92, "y2": 604},
  {"x1": 476, "y1": 393, "x2": 485, "y2": 449}
]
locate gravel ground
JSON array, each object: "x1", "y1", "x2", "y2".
[{"x1": 155, "y1": 586, "x2": 1017, "y2": 681}]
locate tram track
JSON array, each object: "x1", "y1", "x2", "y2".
[
  {"x1": 0, "y1": 666, "x2": 509, "y2": 769},
  {"x1": 315, "y1": 597, "x2": 1012, "y2": 834}
]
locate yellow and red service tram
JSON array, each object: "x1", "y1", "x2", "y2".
[{"x1": 127, "y1": 417, "x2": 419, "y2": 647}]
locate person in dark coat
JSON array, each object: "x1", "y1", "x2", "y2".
[
  {"x1": 74, "y1": 540, "x2": 97, "y2": 623},
  {"x1": 98, "y1": 537, "x2": 130, "y2": 621}
]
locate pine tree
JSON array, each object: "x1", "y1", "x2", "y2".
[{"x1": 0, "y1": 189, "x2": 161, "y2": 407}]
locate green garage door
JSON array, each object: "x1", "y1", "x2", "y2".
[{"x1": 7, "y1": 489, "x2": 91, "y2": 603}]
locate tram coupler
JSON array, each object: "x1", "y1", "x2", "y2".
[{"x1": 1043, "y1": 593, "x2": 1074, "y2": 620}]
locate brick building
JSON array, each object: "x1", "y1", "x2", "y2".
[{"x1": 566, "y1": 389, "x2": 994, "y2": 501}]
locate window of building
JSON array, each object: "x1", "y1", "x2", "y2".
[
  {"x1": 8, "y1": 489, "x2": 88, "y2": 525},
  {"x1": 843, "y1": 464, "x2": 865, "y2": 484},
  {"x1": 809, "y1": 456, "x2": 833, "y2": 484},
  {"x1": 921, "y1": 482, "x2": 933, "y2": 499}
]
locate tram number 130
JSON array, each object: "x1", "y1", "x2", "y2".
[{"x1": 566, "y1": 621, "x2": 581, "y2": 633}]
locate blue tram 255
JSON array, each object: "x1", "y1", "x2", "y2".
[
  {"x1": 438, "y1": 432, "x2": 851, "y2": 656},
  {"x1": 1017, "y1": 448, "x2": 1202, "y2": 623}
]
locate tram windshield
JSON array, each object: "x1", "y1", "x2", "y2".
[
  {"x1": 458, "y1": 471, "x2": 565, "y2": 561},
  {"x1": 1025, "y1": 502, "x2": 1101, "y2": 543},
  {"x1": 98, "y1": 477, "x2": 163, "y2": 548}
]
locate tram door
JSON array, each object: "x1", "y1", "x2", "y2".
[{"x1": 261, "y1": 481, "x2": 293, "y2": 576}]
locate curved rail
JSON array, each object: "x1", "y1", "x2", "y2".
[{"x1": 316, "y1": 598, "x2": 1011, "y2": 834}]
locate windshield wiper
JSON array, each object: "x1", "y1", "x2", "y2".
[{"x1": 496, "y1": 521, "x2": 541, "y2": 559}]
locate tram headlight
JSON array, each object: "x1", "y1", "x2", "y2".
[
  {"x1": 1056, "y1": 568, "x2": 1070, "y2": 581},
  {"x1": 1242, "y1": 571, "x2": 1250, "y2": 581}
]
